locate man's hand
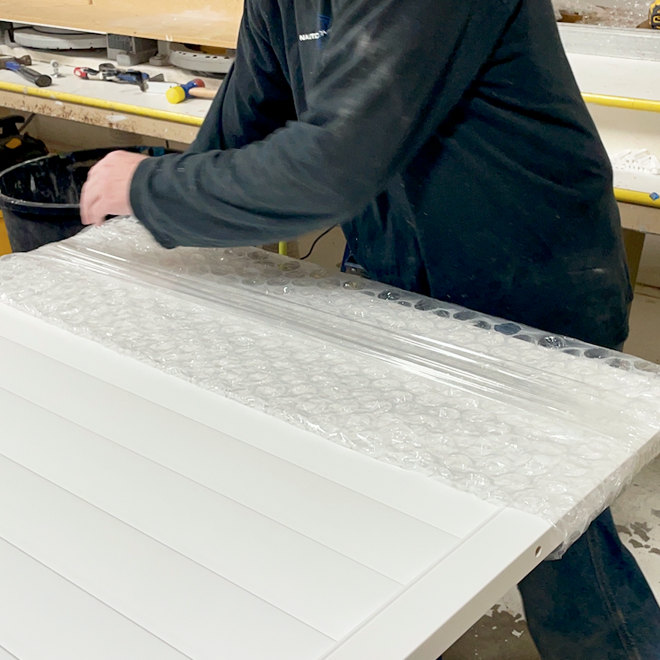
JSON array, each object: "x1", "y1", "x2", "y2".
[{"x1": 80, "y1": 151, "x2": 149, "y2": 226}]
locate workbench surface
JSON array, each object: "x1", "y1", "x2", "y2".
[
  {"x1": 0, "y1": 62, "x2": 211, "y2": 142},
  {"x1": 568, "y1": 52, "x2": 660, "y2": 104}
]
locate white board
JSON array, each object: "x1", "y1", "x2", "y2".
[{"x1": 0, "y1": 302, "x2": 558, "y2": 660}]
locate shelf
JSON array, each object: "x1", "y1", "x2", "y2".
[
  {"x1": 559, "y1": 24, "x2": 660, "y2": 62},
  {"x1": 0, "y1": 0, "x2": 243, "y2": 48},
  {"x1": 568, "y1": 52, "x2": 660, "y2": 108}
]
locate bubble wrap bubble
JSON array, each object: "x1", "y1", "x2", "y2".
[{"x1": 1, "y1": 217, "x2": 659, "y2": 556}]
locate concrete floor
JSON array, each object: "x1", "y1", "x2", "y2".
[{"x1": 445, "y1": 235, "x2": 660, "y2": 660}]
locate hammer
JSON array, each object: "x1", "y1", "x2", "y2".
[
  {"x1": 166, "y1": 79, "x2": 217, "y2": 104},
  {"x1": 0, "y1": 56, "x2": 52, "y2": 88}
]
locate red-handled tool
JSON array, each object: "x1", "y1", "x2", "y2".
[{"x1": 74, "y1": 67, "x2": 103, "y2": 80}]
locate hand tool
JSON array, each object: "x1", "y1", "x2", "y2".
[
  {"x1": 166, "y1": 79, "x2": 217, "y2": 104},
  {"x1": 0, "y1": 57, "x2": 52, "y2": 87},
  {"x1": 0, "y1": 55, "x2": 32, "y2": 67},
  {"x1": 73, "y1": 66, "x2": 103, "y2": 80},
  {"x1": 74, "y1": 64, "x2": 164, "y2": 92}
]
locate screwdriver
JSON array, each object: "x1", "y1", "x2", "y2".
[{"x1": 5, "y1": 61, "x2": 52, "y2": 88}]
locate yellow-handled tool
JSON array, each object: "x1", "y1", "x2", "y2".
[{"x1": 166, "y1": 79, "x2": 217, "y2": 104}]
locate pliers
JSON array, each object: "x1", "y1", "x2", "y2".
[{"x1": 74, "y1": 63, "x2": 164, "y2": 92}]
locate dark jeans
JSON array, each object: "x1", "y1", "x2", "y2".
[{"x1": 519, "y1": 508, "x2": 660, "y2": 659}]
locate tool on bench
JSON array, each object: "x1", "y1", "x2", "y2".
[
  {"x1": 166, "y1": 79, "x2": 217, "y2": 104},
  {"x1": 74, "y1": 63, "x2": 164, "y2": 92},
  {"x1": 0, "y1": 56, "x2": 52, "y2": 88},
  {"x1": 0, "y1": 55, "x2": 31, "y2": 67}
]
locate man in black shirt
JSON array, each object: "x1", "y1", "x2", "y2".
[{"x1": 81, "y1": 0, "x2": 660, "y2": 656}]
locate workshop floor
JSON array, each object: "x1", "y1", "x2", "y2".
[{"x1": 445, "y1": 235, "x2": 660, "y2": 660}]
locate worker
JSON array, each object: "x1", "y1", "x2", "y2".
[{"x1": 80, "y1": 0, "x2": 660, "y2": 657}]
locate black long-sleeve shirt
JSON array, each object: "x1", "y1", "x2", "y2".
[{"x1": 130, "y1": 0, "x2": 632, "y2": 348}]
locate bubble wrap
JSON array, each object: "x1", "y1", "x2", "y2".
[
  {"x1": 611, "y1": 149, "x2": 660, "y2": 175},
  {"x1": 1, "y1": 218, "x2": 659, "y2": 556}
]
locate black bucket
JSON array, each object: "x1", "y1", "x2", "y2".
[{"x1": 0, "y1": 146, "x2": 172, "y2": 253}]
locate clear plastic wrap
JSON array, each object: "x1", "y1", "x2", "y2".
[{"x1": 1, "y1": 217, "x2": 660, "y2": 556}]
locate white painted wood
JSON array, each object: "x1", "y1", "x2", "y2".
[
  {"x1": 0, "y1": 386, "x2": 410, "y2": 638},
  {"x1": 0, "y1": 336, "x2": 464, "y2": 585},
  {"x1": 0, "y1": 457, "x2": 334, "y2": 660},
  {"x1": 0, "y1": 539, "x2": 189, "y2": 660},
  {"x1": 0, "y1": 303, "x2": 499, "y2": 538},
  {"x1": 0, "y1": 302, "x2": 564, "y2": 660},
  {"x1": 0, "y1": 646, "x2": 18, "y2": 660},
  {"x1": 323, "y1": 510, "x2": 555, "y2": 660}
]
